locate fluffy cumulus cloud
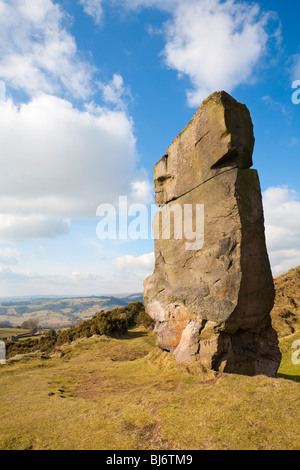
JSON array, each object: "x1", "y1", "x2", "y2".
[
  {"x1": 99, "y1": 74, "x2": 131, "y2": 109},
  {"x1": 263, "y1": 187, "x2": 300, "y2": 276},
  {"x1": 120, "y1": 0, "x2": 280, "y2": 106},
  {"x1": 79, "y1": 0, "x2": 104, "y2": 25},
  {"x1": 0, "y1": 0, "x2": 95, "y2": 99},
  {"x1": 113, "y1": 252, "x2": 155, "y2": 273},
  {"x1": 0, "y1": 95, "x2": 151, "y2": 221},
  {"x1": 163, "y1": 0, "x2": 278, "y2": 106},
  {"x1": 0, "y1": 0, "x2": 152, "y2": 245}
]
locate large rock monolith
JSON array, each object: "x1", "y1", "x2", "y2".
[{"x1": 144, "y1": 91, "x2": 281, "y2": 377}]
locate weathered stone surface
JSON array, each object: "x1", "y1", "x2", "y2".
[
  {"x1": 144, "y1": 91, "x2": 281, "y2": 377},
  {"x1": 154, "y1": 91, "x2": 255, "y2": 206}
]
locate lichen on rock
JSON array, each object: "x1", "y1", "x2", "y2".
[{"x1": 144, "y1": 91, "x2": 281, "y2": 377}]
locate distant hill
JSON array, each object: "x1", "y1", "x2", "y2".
[
  {"x1": 271, "y1": 266, "x2": 300, "y2": 338},
  {"x1": 2, "y1": 265, "x2": 300, "y2": 333},
  {"x1": 0, "y1": 293, "x2": 143, "y2": 328},
  {"x1": 1, "y1": 271, "x2": 300, "y2": 450}
]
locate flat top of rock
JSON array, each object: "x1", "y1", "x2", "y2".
[
  {"x1": 154, "y1": 90, "x2": 255, "y2": 206},
  {"x1": 171, "y1": 91, "x2": 248, "y2": 141}
]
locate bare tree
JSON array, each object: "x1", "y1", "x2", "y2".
[{"x1": 21, "y1": 319, "x2": 39, "y2": 334}]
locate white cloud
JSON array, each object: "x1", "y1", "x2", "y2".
[
  {"x1": 113, "y1": 252, "x2": 154, "y2": 272},
  {"x1": 0, "y1": 0, "x2": 95, "y2": 99},
  {"x1": 99, "y1": 74, "x2": 131, "y2": 109},
  {"x1": 163, "y1": 0, "x2": 276, "y2": 106},
  {"x1": 0, "y1": 94, "x2": 151, "y2": 222},
  {"x1": 0, "y1": 1, "x2": 152, "y2": 243},
  {"x1": 269, "y1": 250, "x2": 300, "y2": 279},
  {"x1": 0, "y1": 80, "x2": 5, "y2": 102},
  {"x1": 263, "y1": 187, "x2": 300, "y2": 276},
  {"x1": 0, "y1": 266, "x2": 145, "y2": 297},
  {"x1": 79, "y1": 0, "x2": 104, "y2": 25},
  {"x1": 0, "y1": 267, "x2": 37, "y2": 283},
  {"x1": 0, "y1": 248, "x2": 20, "y2": 265},
  {"x1": 129, "y1": 180, "x2": 153, "y2": 206},
  {"x1": 1, "y1": 0, "x2": 276, "y2": 107},
  {"x1": 120, "y1": 0, "x2": 279, "y2": 106},
  {"x1": 70, "y1": 271, "x2": 98, "y2": 282},
  {"x1": 0, "y1": 214, "x2": 70, "y2": 244}
]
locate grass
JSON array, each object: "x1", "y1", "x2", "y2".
[
  {"x1": 0, "y1": 328, "x2": 30, "y2": 339},
  {"x1": 0, "y1": 328, "x2": 299, "y2": 450},
  {"x1": 277, "y1": 332, "x2": 300, "y2": 382}
]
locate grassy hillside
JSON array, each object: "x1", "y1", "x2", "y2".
[
  {"x1": 271, "y1": 266, "x2": 300, "y2": 338},
  {"x1": 0, "y1": 268, "x2": 299, "y2": 450},
  {"x1": 4, "y1": 302, "x2": 153, "y2": 359},
  {"x1": 0, "y1": 329, "x2": 299, "y2": 450},
  {"x1": 0, "y1": 294, "x2": 143, "y2": 328}
]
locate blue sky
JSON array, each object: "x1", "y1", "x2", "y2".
[{"x1": 0, "y1": 0, "x2": 299, "y2": 296}]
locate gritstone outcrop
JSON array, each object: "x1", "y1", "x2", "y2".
[{"x1": 144, "y1": 91, "x2": 281, "y2": 377}]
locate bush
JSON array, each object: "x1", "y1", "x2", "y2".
[
  {"x1": 6, "y1": 338, "x2": 40, "y2": 358},
  {"x1": 136, "y1": 305, "x2": 155, "y2": 330},
  {"x1": 46, "y1": 329, "x2": 57, "y2": 338},
  {"x1": 6, "y1": 302, "x2": 153, "y2": 359}
]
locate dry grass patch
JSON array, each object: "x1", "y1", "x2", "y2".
[{"x1": 0, "y1": 329, "x2": 299, "y2": 450}]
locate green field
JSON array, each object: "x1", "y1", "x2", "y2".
[
  {"x1": 0, "y1": 328, "x2": 299, "y2": 450},
  {"x1": 0, "y1": 328, "x2": 30, "y2": 339}
]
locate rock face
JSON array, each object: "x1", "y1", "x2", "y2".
[{"x1": 144, "y1": 91, "x2": 282, "y2": 377}]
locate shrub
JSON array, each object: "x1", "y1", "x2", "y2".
[
  {"x1": 46, "y1": 329, "x2": 57, "y2": 338},
  {"x1": 6, "y1": 338, "x2": 40, "y2": 358},
  {"x1": 136, "y1": 305, "x2": 155, "y2": 331},
  {"x1": 6, "y1": 302, "x2": 153, "y2": 359}
]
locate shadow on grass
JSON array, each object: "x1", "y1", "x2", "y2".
[
  {"x1": 119, "y1": 330, "x2": 150, "y2": 340},
  {"x1": 277, "y1": 373, "x2": 300, "y2": 383}
]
